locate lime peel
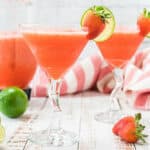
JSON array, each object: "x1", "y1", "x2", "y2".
[
  {"x1": 146, "y1": 33, "x2": 150, "y2": 38},
  {"x1": 0, "y1": 119, "x2": 5, "y2": 143},
  {"x1": 0, "y1": 87, "x2": 28, "y2": 118}
]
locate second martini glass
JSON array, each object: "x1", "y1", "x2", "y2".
[
  {"x1": 95, "y1": 26, "x2": 144, "y2": 123},
  {"x1": 21, "y1": 25, "x2": 88, "y2": 147}
]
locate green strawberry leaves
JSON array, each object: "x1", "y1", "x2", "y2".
[
  {"x1": 90, "y1": 6, "x2": 112, "y2": 23},
  {"x1": 134, "y1": 113, "x2": 148, "y2": 143},
  {"x1": 143, "y1": 8, "x2": 150, "y2": 18}
]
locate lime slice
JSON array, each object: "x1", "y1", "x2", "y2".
[
  {"x1": 147, "y1": 32, "x2": 150, "y2": 38},
  {"x1": 94, "y1": 7, "x2": 115, "y2": 42},
  {"x1": 0, "y1": 119, "x2": 5, "y2": 143},
  {"x1": 80, "y1": 6, "x2": 115, "y2": 42}
]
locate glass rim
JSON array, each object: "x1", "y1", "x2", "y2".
[
  {"x1": 19, "y1": 24, "x2": 89, "y2": 35},
  {"x1": 114, "y1": 25, "x2": 140, "y2": 33}
]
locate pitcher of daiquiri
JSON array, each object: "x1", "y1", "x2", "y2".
[{"x1": 0, "y1": 0, "x2": 37, "y2": 92}]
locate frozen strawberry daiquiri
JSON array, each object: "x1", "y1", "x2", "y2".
[
  {"x1": 23, "y1": 29, "x2": 88, "y2": 80},
  {"x1": 22, "y1": 27, "x2": 88, "y2": 147},
  {"x1": 22, "y1": 5, "x2": 116, "y2": 146},
  {"x1": 94, "y1": 27, "x2": 145, "y2": 123},
  {"x1": 96, "y1": 27, "x2": 144, "y2": 67},
  {"x1": 94, "y1": 8, "x2": 150, "y2": 123},
  {"x1": 0, "y1": 32, "x2": 36, "y2": 89}
]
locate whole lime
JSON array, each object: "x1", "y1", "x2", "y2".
[{"x1": 0, "y1": 87, "x2": 28, "y2": 118}]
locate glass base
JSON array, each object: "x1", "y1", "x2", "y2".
[
  {"x1": 95, "y1": 110, "x2": 124, "y2": 124},
  {"x1": 28, "y1": 129, "x2": 79, "y2": 147}
]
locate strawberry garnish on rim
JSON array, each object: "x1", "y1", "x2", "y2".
[
  {"x1": 137, "y1": 8, "x2": 150, "y2": 37},
  {"x1": 81, "y1": 6, "x2": 115, "y2": 41}
]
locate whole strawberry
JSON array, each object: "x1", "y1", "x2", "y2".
[
  {"x1": 112, "y1": 116, "x2": 134, "y2": 135},
  {"x1": 112, "y1": 113, "x2": 148, "y2": 143}
]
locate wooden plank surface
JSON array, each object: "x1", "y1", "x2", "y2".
[
  {"x1": 78, "y1": 92, "x2": 136, "y2": 150},
  {"x1": 0, "y1": 91, "x2": 149, "y2": 150}
]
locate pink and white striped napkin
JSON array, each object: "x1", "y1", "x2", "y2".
[
  {"x1": 31, "y1": 54, "x2": 103, "y2": 96},
  {"x1": 30, "y1": 48, "x2": 150, "y2": 110},
  {"x1": 124, "y1": 48, "x2": 150, "y2": 110}
]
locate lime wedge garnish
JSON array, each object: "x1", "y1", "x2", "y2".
[
  {"x1": 147, "y1": 33, "x2": 150, "y2": 38},
  {"x1": 94, "y1": 6, "x2": 115, "y2": 42},
  {"x1": 0, "y1": 121, "x2": 5, "y2": 143}
]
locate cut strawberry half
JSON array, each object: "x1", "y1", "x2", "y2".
[{"x1": 80, "y1": 6, "x2": 115, "y2": 42}]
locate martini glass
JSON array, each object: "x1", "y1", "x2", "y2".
[
  {"x1": 95, "y1": 26, "x2": 145, "y2": 123},
  {"x1": 21, "y1": 25, "x2": 88, "y2": 147}
]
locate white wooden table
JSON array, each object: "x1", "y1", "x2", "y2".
[{"x1": 0, "y1": 91, "x2": 150, "y2": 150}]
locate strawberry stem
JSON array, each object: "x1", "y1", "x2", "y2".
[
  {"x1": 143, "y1": 8, "x2": 150, "y2": 18},
  {"x1": 90, "y1": 5, "x2": 112, "y2": 23},
  {"x1": 134, "y1": 113, "x2": 148, "y2": 144}
]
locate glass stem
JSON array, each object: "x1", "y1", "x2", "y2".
[
  {"x1": 47, "y1": 79, "x2": 62, "y2": 130},
  {"x1": 109, "y1": 68, "x2": 123, "y2": 111},
  {"x1": 48, "y1": 79, "x2": 62, "y2": 112}
]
